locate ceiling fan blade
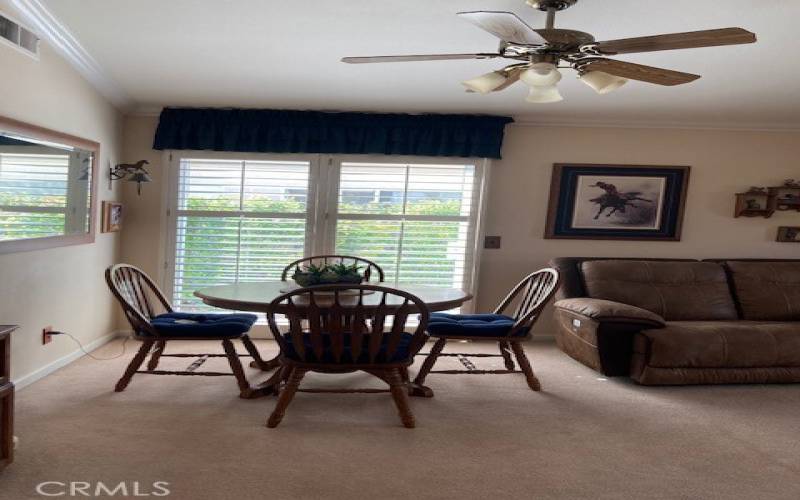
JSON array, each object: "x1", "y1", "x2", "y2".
[
  {"x1": 582, "y1": 59, "x2": 700, "y2": 86},
  {"x1": 457, "y1": 11, "x2": 549, "y2": 45},
  {"x1": 342, "y1": 53, "x2": 498, "y2": 64},
  {"x1": 594, "y1": 28, "x2": 756, "y2": 55}
]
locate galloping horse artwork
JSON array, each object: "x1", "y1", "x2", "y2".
[
  {"x1": 588, "y1": 181, "x2": 653, "y2": 220},
  {"x1": 569, "y1": 174, "x2": 665, "y2": 230},
  {"x1": 546, "y1": 164, "x2": 690, "y2": 240}
]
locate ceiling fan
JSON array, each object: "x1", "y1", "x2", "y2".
[{"x1": 341, "y1": 0, "x2": 757, "y2": 103}]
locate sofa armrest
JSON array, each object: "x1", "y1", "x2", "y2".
[{"x1": 554, "y1": 298, "x2": 666, "y2": 327}]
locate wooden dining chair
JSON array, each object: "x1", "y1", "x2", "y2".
[
  {"x1": 266, "y1": 284, "x2": 430, "y2": 428},
  {"x1": 411, "y1": 268, "x2": 560, "y2": 396},
  {"x1": 281, "y1": 255, "x2": 385, "y2": 282},
  {"x1": 105, "y1": 264, "x2": 273, "y2": 397}
]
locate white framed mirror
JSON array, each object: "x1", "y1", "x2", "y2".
[{"x1": 0, "y1": 115, "x2": 99, "y2": 254}]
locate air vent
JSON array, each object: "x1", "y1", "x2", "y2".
[{"x1": 0, "y1": 11, "x2": 39, "y2": 58}]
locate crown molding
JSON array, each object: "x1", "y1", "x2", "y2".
[
  {"x1": 10, "y1": 0, "x2": 133, "y2": 110},
  {"x1": 510, "y1": 117, "x2": 800, "y2": 133}
]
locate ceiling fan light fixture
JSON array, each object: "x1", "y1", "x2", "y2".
[
  {"x1": 520, "y1": 62, "x2": 562, "y2": 87},
  {"x1": 520, "y1": 62, "x2": 563, "y2": 103},
  {"x1": 461, "y1": 71, "x2": 508, "y2": 94},
  {"x1": 525, "y1": 85, "x2": 564, "y2": 104},
  {"x1": 579, "y1": 71, "x2": 628, "y2": 94}
]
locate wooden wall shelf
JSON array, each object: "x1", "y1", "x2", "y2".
[
  {"x1": 769, "y1": 185, "x2": 800, "y2": 212},
  {"x1": 734, "y1": 191, "x2": 773, "y2": 218},
  {"x1": 735, "y1": 182, "x2": 800, "y2": 218}
]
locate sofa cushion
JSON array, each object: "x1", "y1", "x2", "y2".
[
  {"x1": 150, "y1": 312, "x2": 257, "y2": 337},
  {"x1": 634, "y1": 321, "x2": 800, "y2": 369},
  {"x1": 581, "y1": 260, "x2": 738, "y2": 321},
  {"x1": 725, "y1": 261, "x2": 800, "y2": 321},
  {"x1": 427, "y1": 313, "x2": 528, "y2": 338}
]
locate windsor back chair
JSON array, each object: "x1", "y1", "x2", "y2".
[
  {"x1": 412, "y1": 268, "x2": 560, "y2": 396},
  {"x1": 106, "y1": 264, "x2": 272, "y2": 397},
  {"x1": 266, "y1": 284, "x2": 429, "y2": 428}
]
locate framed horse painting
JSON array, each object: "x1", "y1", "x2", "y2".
[{"x1": 544, "y1": 164, "x2": 690, "y2": 241}]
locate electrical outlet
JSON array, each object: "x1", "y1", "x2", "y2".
[
  {"x1": 484, "y1": 235, "x2": 502, "y2": 249},
  {"x1": 42, "y1": 326, "x2": 53, "y2": 345}
]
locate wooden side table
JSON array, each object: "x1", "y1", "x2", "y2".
[{"x1": 0, "y1": 325, "x2": 16, "y2": 471}]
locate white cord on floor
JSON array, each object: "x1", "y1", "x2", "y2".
[{"x1": 56, "y1": 332, "x2": 131, "y2": 361}]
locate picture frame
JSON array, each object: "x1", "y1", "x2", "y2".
[
  {"x1": 101, "y1": 201, "x2": 123, "y2": 233},
  {"x1": 545, "y1": 164, "x2": 690, "y2": 241},
  {"x1": 777, "y1": 226, "x2": 800, "y2": 243}
]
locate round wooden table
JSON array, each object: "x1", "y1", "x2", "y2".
[
  {"x1": 194, "y1": 281, "x2": 472, "y2": 397},
  {"x1": 195, "y1": 281, "x2": 471, "y2": 314}
]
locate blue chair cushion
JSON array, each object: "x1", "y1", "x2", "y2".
[
  {"x1": 149, "y1": 312, "x2": 258, "y2": 338},
  {"x1": 426, "y1": 313, "x2": 528, "y2": 338},
  {"x1": 281, "y1": 332, "x2": 414, "y2": 364}
]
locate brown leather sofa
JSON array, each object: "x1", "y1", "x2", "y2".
[{"x1": 550, "y1": 258, "x2": 800, "y2": 385}]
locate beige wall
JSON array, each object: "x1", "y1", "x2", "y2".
[
  {"x1": 119, "y1": 116, "x2": 166, "y2": 280},
  {"x1": 0, "y1": 4, "x2": 123, "y2": 381},
  {"x1": 119, "y1": 118, "x2": 800, "y2": 334}
]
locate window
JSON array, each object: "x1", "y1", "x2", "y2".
[
  {"x1": 166, "y1": 154, "x2": 486, "y2": 312},
  {"x1": 332, "y1": 162, "x2": 478, "y2": 289},
  {"x1": 170, "y1": 157, "x2": 315, "y2": 310}
]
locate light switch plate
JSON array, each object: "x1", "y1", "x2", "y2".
[{"x1": 484, "y1": 236, "x2": 501, "y2": 249}]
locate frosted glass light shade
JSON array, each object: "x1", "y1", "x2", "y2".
[
  {"x1": 461, "y1": 71, "x2": 508, "y2": 94},
  {"x1": 579, "y1": 71, "x2": 628, "y2": 94},
  {"x1": 525, "y1": 85, "x2": 564, "y2": 103},
  {"x1": 520, "y1": 63, "x2": 562, "y2": 87}
]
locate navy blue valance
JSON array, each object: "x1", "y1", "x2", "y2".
[{"x1": 153, "y1": 108, "x2": 513, "y2": 159}]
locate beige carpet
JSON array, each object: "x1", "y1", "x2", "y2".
[{"x1": 1, "y1": 338, "x2": 798, "y2": 500}]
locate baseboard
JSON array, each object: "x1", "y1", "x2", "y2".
[{"x1": 12, "y1": 331, "x2": 125, "y2": 390}]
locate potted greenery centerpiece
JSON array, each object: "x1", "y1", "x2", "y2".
[{"x1": 291, "y1": 263, "x2": 364, "y2": 287}]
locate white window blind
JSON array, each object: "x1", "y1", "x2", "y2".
[
  {"x1": 0, "y1": 152, "x2": 69, "y2": 241},
  {"x1": 167, "y1": 154, "x2": 485, "y2": 313},
  {"x1": 334, "y1": 162, "x2": 476, "y2": 289},
  {"x1": 172, "y1": 158, "x2": 312, "y2": 311}
]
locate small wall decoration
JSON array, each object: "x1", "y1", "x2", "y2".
[
  {"x1": 734, "y1": 187, "x2": 774, "y2": 218},
  {"x1": 101, "y1": 201, "x2": 123, "y2": 233},
  {"x1": 545, "y1": 164, "x2": 690, "y2": 241},
  {"x1": 770, "y1": 179, "x2": 800, "y2": 211},
  {"x1": 777, "y1": 226, "x2": 800, "y2": 243},
  {"x1": 746, "y1": 199, "x2": 762, "y2": 209}
]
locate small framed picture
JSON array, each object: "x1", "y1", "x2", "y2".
[
  {"x1": 777, "y1": 226, "x2": 800, "y2": 243},
  {"x1": 102, "y1": 201, "x2": 123, "y2": 233},
  {"x1": 545, "y1": 164, "x2": 690, "y2": 241}
]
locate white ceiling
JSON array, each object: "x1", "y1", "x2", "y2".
[{"x1": 39, "y1": 0, "x2": 800, "y2": 128}]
